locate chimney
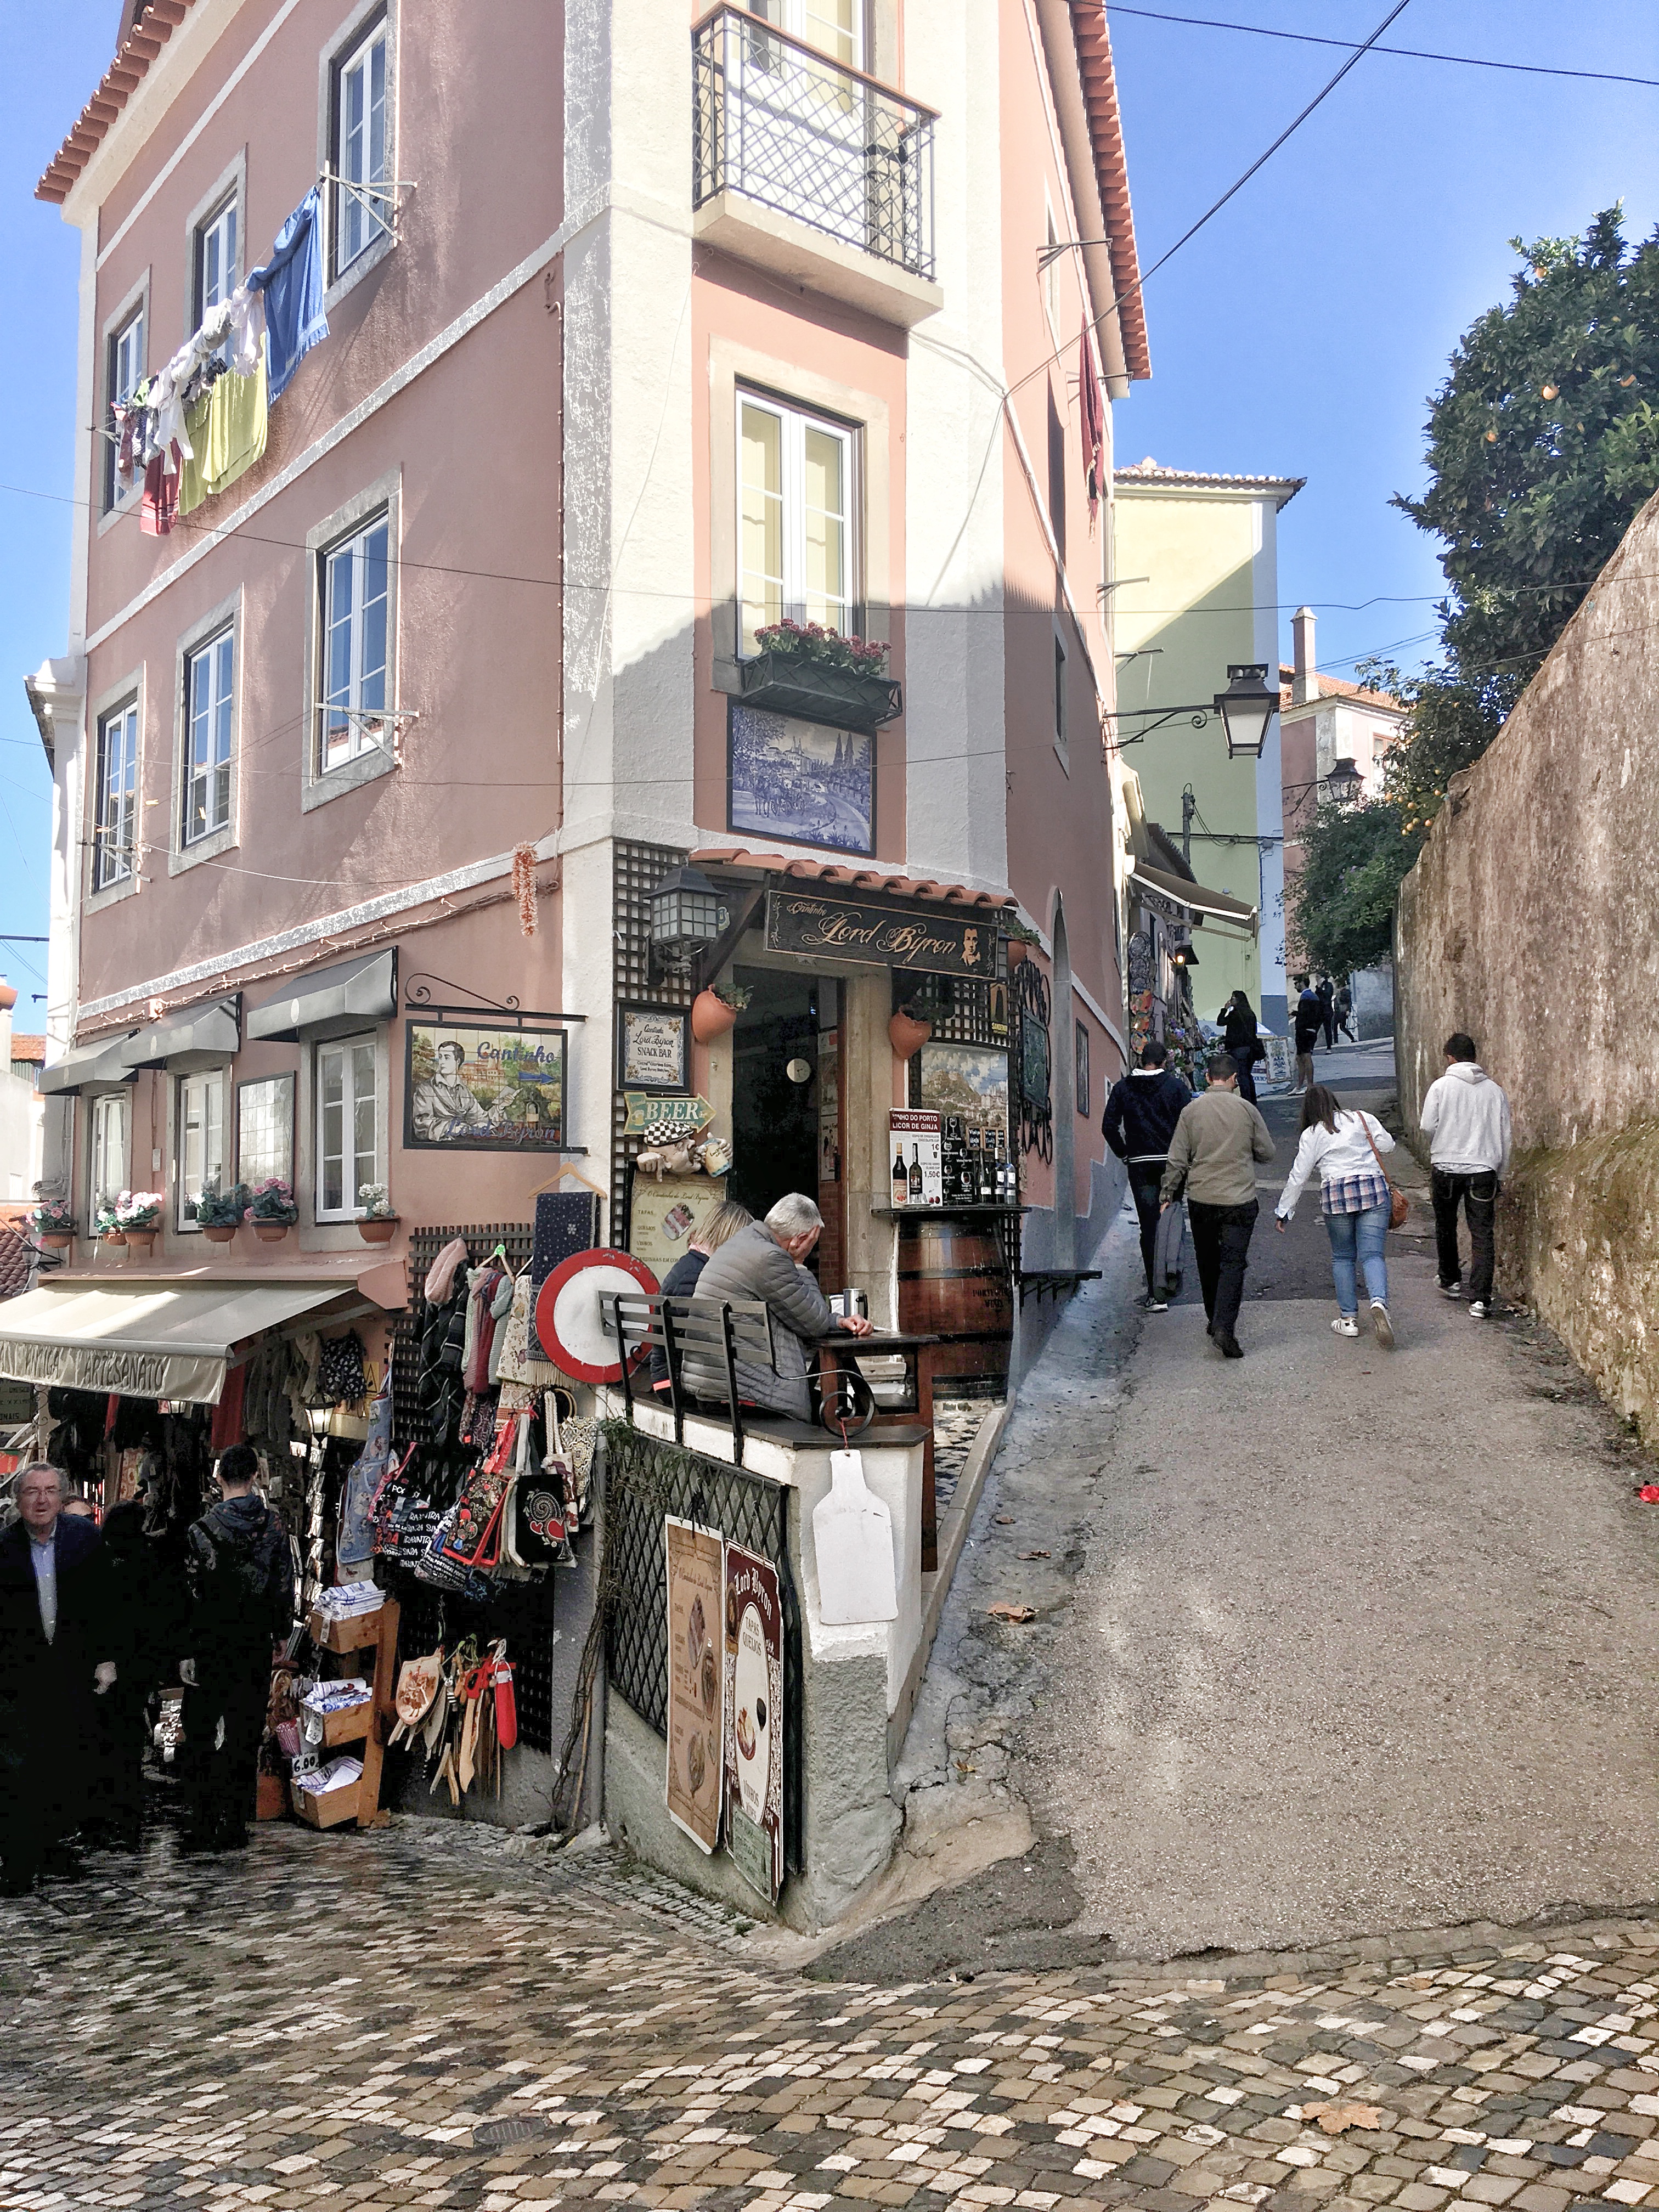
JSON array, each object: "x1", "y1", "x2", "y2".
[{"x1": 1291, "y1": 606, "x2": 1317, "y2": 706}]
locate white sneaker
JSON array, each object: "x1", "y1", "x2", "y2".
[
  {"x1": 1331, "y1": 1314, "x2": 1360, "y2": 1339},
  {"x1": 1438, "y1": 1281, "x2": 1464, "y2": 1300},
  {"x1": 1370, "y1": 1301, "x2": 1395, "y2": 1349},
  {"x1": 1469, "y1": 1300, "x2": 1491, "y2": 1319}
]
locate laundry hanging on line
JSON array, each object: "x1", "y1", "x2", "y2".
[{"x1": 247, "y1": 186, "x2": 329, "y2": 405}]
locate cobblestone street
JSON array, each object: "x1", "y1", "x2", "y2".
[{"x1": 8, "y1": 1822, "x2": 1659, "y2": 2212}]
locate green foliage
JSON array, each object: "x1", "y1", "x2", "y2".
[
  {"x1": 1287, "y1": 800, "x2": 1425, "y2": 978},
  {"x1": 1384, "y1": 206, "x2": 1659, "y2": 816}
]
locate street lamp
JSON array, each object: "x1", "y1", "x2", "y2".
[
  {"x1": 1325, "y1": 757, "x2": 1364, "y2": 806},
  {"x1": 648, "y1": 864, "x2": 730, "y2": 972},
  {"x1": 1211, "y1": 665, "x2": 1279, "y2": 761}
]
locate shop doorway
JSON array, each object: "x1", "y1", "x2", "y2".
[{"x1": 729, "y1": 967, "x2": 844, "y2": 1281}]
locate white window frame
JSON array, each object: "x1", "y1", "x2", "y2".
[
  {"x1": 736, "y1": 390, "x2": 857, "y2": 657},
  {"x1": 320, "y1": 510, "x2": 390, "y2": 773},
  {"x1": 314, "y1": 1034, "x2": 380, "y2": 1221},
  {"x1": 320, "y1": 0, "x2": 399, "y2": 308},
  {"x1": 176, "y1": 1068, "x2": 228, "y2": 1232},
  {"x1": 94, "y1": 697, "x2": 140, "y2": 892},
  {"x1": 194, "y1": 193, "x2": 239, "y2": 326},
  {"x1": 103, "y1": 296, "x2": 148, "y2": 514},
  {"x1": 88, "y1": 1091, "x2": 130, "y2": 1220},
  {"x1": 753, "y1": 0, "x2": 864, "y2": 69},
  {"x1": 182, "y1": 622, "x2": 235, "y2": 848},
  {"x1": 302, "y1": 470, "x2": 401, "y2": 810}
]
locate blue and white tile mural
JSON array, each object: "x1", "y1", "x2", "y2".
[{"x1": 728, "y1": 703, "x2": 874, "y2": 855}]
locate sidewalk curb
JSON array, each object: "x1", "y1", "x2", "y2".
[{"x1": 886, "y1": 1401, "x2": 1010, "y2": 1769}]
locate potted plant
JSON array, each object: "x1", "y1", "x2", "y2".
[
  {"x1": 691, "y1": 979, "x2": 749, "y2": 1045},
  {"x1": 31, "y1": 1199, "x2": 76, "y2": 1251},
  {"x1": 247, "y1": 1176, "x2": 299, "y2": 1243},
  {"x1": 114, "y1": 1190, "x2": 164, "y2": 1257},
  {"x1": 195, "y1": 1182, "x2": 247, "y2": 1244},
  {"x1": 93, "y1": 1199, "x2": 124, "y2": 1246},
  {"x1": 357, "y1": 1183, "x2": 398, "y2": 1244},
  {"x1": 741, "y1": 619, "x2": 903, "y2": 730},
  {"x1": 889, "y1": 1002, "x2": 933, "y2": 1061},
  {"x1": 1002, "y1": 917, "x2": 1040, "y2": 969}
]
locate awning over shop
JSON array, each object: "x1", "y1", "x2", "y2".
[
  {"x1": 38, "y1": 1034, "x2": 139, "y2": 1097},
  {"x1": 247, "y1": 948, "x2": 398, "y2": 1043},
  {"x1": 1127, "y1": 860, "x2": 1258, "y2": 938},
  {"x1": 117, "y1": 996, "x2": 241, "y2": 1073},
  {"x1": 0, "y1": 1277, "x2": 376, "y2": 1404}
]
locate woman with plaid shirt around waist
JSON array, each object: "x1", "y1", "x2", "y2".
[{"x1": 1274, "y1": 1085, "x2": 1399, "y2": 1349}]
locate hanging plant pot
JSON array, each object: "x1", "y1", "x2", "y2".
[
  {"x1": 122, "y1": 1229, "x2": 158, "y2": 1259},
  {"x1": 889, "y1": 1009, "x2": 932, "y2": 1061},
  {"x1": 357, "y1": 1216, "x2": 398, "y2": 1245},
  {"x1": 738, "y1": 651, "x2": 902, "y2": 730},
  {"x1": 252, "y1": 1220, "x2": 293, "y2": 1244},
  {"x1": 1005, "y1": 939, "x2": 1030, "y2": 970},
  {"x1": 39, "y1": 1232, "x2": 73, "y2": 1251},
  {"x1": 101, "y1": 1230, "x2": 127, "y2": 1249},
  {"x1": 201, "y1": 1222, "x2": 239, "y2": 1245},
  {"x1": 691, "y1": 988, "x2": 739, "y2": 1045}
]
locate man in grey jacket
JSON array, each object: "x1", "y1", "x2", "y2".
[
  {"x1": 691, "y1": 1195, "x2": 872, "y2": 1418},
  {"x1": 1420, "y1": 1032, "x2": 1513, "y2": 1318},
  {"x1": 1160, "y1": 1055, "x2": 1276, "y2": 1358}
]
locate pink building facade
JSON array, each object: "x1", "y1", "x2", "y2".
[{"x1": 26, "y1": 0, "x2": 1148, "y2": 1389}]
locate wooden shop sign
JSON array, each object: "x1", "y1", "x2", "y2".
[{"x1": 764, "y1": 889, "x2": 998, "y2": 980}]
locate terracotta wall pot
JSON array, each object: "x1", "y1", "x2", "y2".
[
  {"x1": 252, "y1": 1220, "x2": 292, "y2": 1244},
  {"x1": 357, "y1": 1217, "x2": 398, "y2": 1245},
  {"x1": 691, "y1": 988, "x2": 738, "y2": 1044},
  {"x1": 39, "y1": 1233, "x2": 72, "y2": 1251},
  {"x1": 202, "y1": 1222, "x2": 239, "y2": 1244},
  {"x1": 123, "y1": 1230, "x2": 157, "y2": 1258},
  {"x1": 888, "y1": 1010, "x2": 933, "y2": 1061},
  {"x1": 1005, "y1": 940, "x2": 1030, "y2": 969},
  {"x1": 101, "y1": 1230, "x2": 126, "y2": 1248}
]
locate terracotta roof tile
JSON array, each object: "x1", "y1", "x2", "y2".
[
  {"x1": 0, "y1": 1228, "x2": 33, "y2": 1302},
  {"x1": 1278, "y1": 667, "x2": 1404, "y2": 712},
  {"x1": 1068, "y1": 2, "x2": 1151, "y2": 383},
  {"x1": 37, "y1": 1, "x2": 196, "y2": 205},
  {"x1": 688, "y1": 849, "x2": 1016, "y2": 907}
]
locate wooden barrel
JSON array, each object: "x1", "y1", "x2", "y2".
[{"x1": 895, "y1": 1216, "x2": 1014, "y2": 1392}]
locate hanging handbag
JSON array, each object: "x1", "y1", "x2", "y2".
[
  {"x1": 1359, "y1": 1114, "x2": 1412, "y2": 1231},
  {"x1": 317, "y1": 1329, "x2": 368, "y2": 1406},
  {"x1": 440, "y1": 1416, "x2": 518, "y2": 1571}
]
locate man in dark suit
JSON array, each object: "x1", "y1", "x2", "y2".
[{"x1": 0, "y1": 1463, "x2": 117, "y2": 1893}]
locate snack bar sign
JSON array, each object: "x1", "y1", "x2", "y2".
[{"x1": 765, "y1": 890, "x2": 999, "y2": 980}]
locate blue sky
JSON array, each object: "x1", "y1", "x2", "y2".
[{"x1": 0, "y1": 3, "x2": 1654, "y2": 981}]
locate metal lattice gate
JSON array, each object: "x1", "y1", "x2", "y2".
[{"x1": 600, "y1": 1422, "x2": 804, "y2": 1874}]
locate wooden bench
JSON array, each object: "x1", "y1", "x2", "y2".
[{"x1": 603, "y1": 1292, "x2": 930, "y2": 1469}]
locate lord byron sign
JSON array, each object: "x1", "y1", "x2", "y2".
[{"x1": 764, "y1": 890, "x2": 999, "y2": 980}]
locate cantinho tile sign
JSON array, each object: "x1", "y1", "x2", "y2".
[{"x1": 764, "y1": 890, "x2": 998, "y2": 979}]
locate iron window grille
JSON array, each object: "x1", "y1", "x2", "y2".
[{"x1": 693, "y1": 5, "x2": 936, "y2": 283}]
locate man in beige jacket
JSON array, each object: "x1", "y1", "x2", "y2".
[{"x1": 1160, "y1": 1053, "x2": 1276, "y2": 1358}]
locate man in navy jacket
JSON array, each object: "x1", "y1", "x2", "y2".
[
  {"x1": 1102, "y1": 1041, "x2": 1193, "y2": 1311},
  {"x1": 0, "y1": 1464, "x2": 116, "y2": 1892}
]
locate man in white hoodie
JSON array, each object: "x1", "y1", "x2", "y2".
[{"x1": 1419, "y1": 1032, "x2": 1513, "y2": 1318}]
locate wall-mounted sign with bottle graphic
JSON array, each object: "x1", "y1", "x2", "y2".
[{"x1": 889, "y1": 1109, "x2": 943, "y2": 1207}]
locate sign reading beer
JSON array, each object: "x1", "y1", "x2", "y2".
[{"x1": 764, "y1": 890, "x2": 999, "y2": 979}]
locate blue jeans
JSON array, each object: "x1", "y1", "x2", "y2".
[{"x1": 1325, "y1": 1201, "x2": 1389, "y2": 1313}]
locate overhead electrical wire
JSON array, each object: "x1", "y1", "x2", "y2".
[{"x1": 1103, "y1": 5, "x2": 1659, "y2": 91}]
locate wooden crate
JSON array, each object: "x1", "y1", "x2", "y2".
[
  {"x1": 289, "y1": 1775, "x2": 362, "y2": 1830},
  {"x1": 307, "y1": 1606, "x2": 388, "y2": 1656}
]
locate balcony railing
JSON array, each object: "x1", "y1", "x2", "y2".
[{"x1": 692, "y1": 7, "x2": 936, "y2": 283}]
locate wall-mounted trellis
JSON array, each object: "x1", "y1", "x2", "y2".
[
  {"x1": 1014, "y1": 958, "x2": 1053, "y2": 1165},
  {"x1": 610, "y1": 840, "x2": 694, "y2": 1237}
]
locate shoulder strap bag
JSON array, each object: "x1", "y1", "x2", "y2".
[{"x1": 1358, "y1": 1115, "x2": 1411, "y2": 1231}]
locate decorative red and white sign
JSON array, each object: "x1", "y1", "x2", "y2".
[{"x1": 534, "y1": 1246, "x2": 658, "y2": 1384}]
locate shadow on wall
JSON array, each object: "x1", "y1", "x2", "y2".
[{"x1": 1394, "y1": 485, "x2": 1659, "y2": 1438}]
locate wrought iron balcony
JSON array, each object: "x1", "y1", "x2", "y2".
[{"x1": 692, "y1": 7, "x2": 936, "y2": 283}]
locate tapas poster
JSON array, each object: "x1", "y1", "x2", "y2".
[
  {"x1": 665, "y1": 1516, "x2": 724, "y2": 1854},
  {"x1": 723, "y1": 1542, "x2": 784, "y2": 1901}
]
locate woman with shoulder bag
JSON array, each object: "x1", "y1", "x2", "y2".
[{"x1": 1274, "y1": 1084, "x2": 1401, "y2": 1347}]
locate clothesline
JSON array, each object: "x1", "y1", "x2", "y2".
[{"x1": 112, "y1": 185, "x2": 330, "y2": 540}]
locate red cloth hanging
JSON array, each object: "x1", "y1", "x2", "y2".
[
  {"x1": 1079, "y1": 318, "x2": 1104, "y2": 529},
  {"x1": 140, "y1": 444, "x2": 180, "y2": 537},
  {"x1": 210, "y1": 1361, "x2": 247, "y2": 1452}
]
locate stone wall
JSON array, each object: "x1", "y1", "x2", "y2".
[{"x1": 1396, "y1": 488, "x2": 1659, "y2": 1437}]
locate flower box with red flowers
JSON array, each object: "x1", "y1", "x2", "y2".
[{"x1": 740, "y1": 622, "x2": 902, "y2": 730}]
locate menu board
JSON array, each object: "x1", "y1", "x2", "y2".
[
  {"x1": 888, "y1": 1108, "x2": 943, "y2": 1206},
  {"x1": 664, "y1": 1517, "x2": 725, "y2": 1853},
  {"x1": 723, "y1": 1543, "x2": 785, "y2": 1901}
]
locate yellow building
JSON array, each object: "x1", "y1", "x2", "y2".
[{"x1": 1113, "y1": 461, "x2": 1302, "y2": 1036}]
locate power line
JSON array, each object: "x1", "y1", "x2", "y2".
[{"x1": 1103, "y1": 5, "x2": 1659, "y2": 91}]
